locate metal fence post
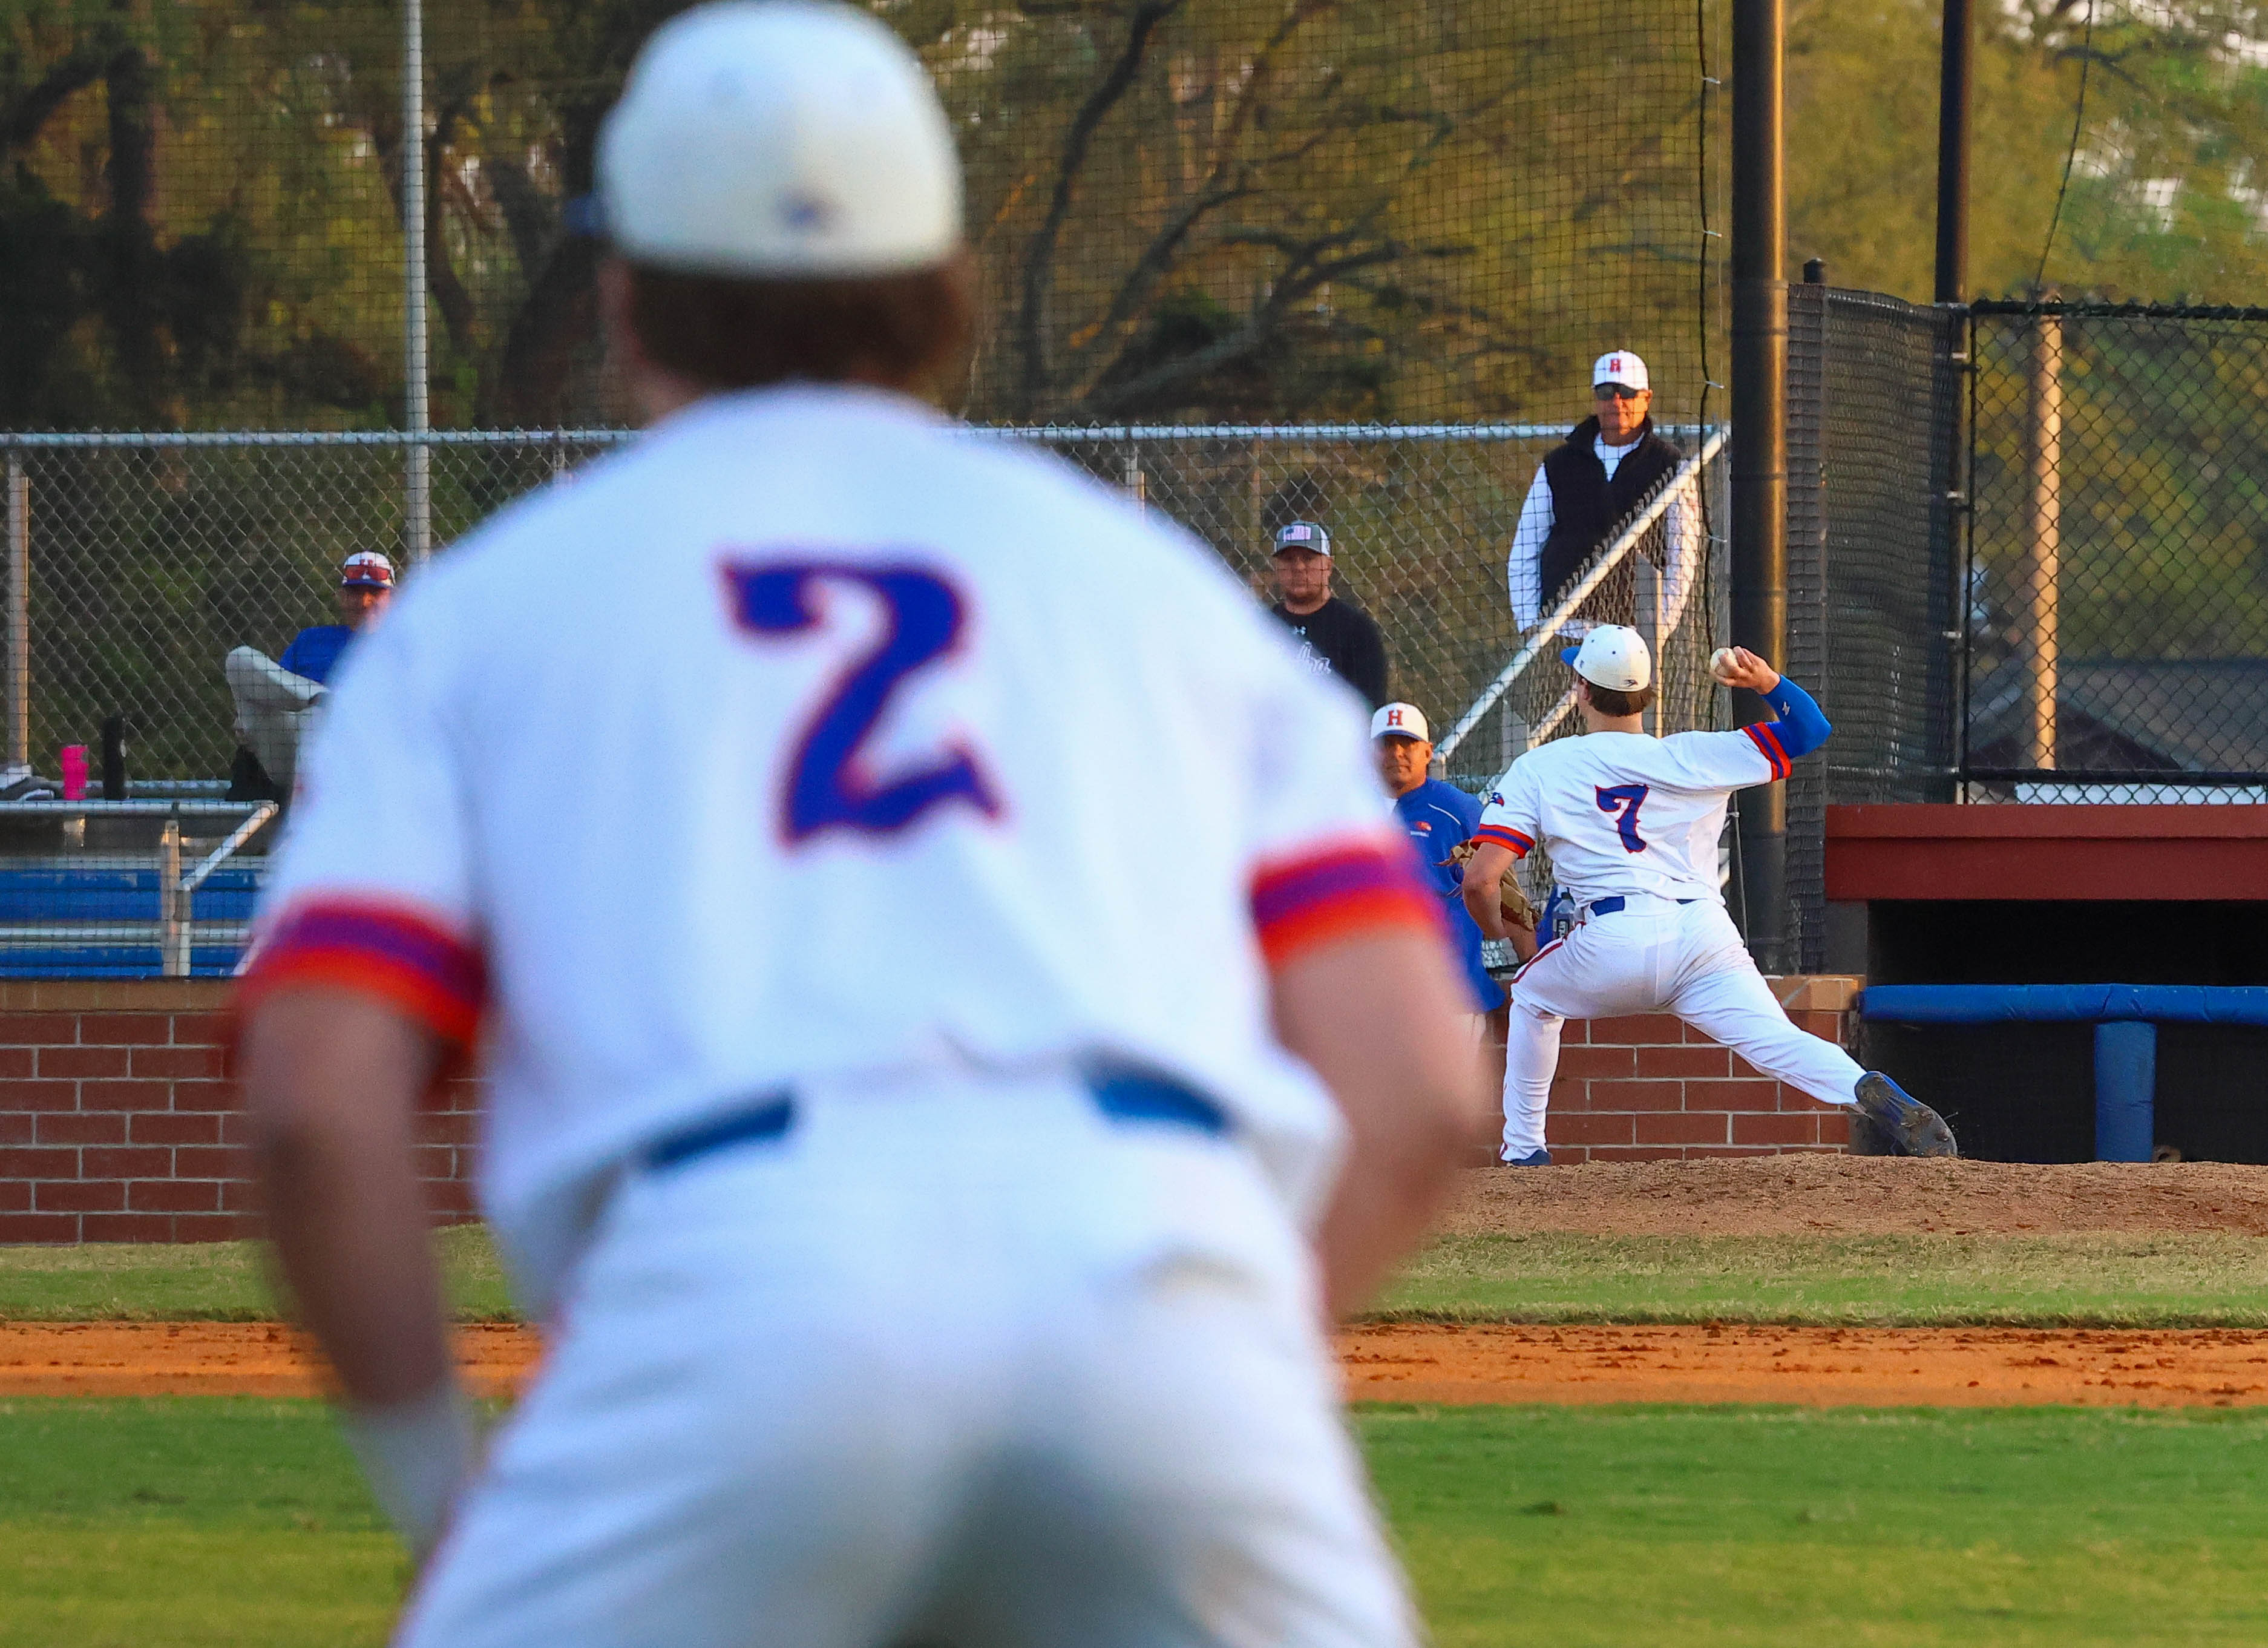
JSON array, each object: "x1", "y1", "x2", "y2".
[
  {"x1": 159, "y1": 813, "x2": 186, "y2": 978},
  {"x1": 2022, "y1": 311, "x2": 2062, "y2": 771},
  {"x1": 402, "y1": 0, "x2": 433, "y2": 565},
  {"x1": 4, "y1": 450, "x2": 25, "y2": 770}
]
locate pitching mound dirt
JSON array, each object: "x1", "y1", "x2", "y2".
[{"x1": 1437, "y1": 1157, "x2": 2268, "y2": 1238}]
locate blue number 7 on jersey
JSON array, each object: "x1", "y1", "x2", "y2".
[
  {"x1": 1595, "y1": 783, "x2": 1650, "y2": 853},
  {"x1": 724, "y1": 561, "x2": 1003, "y2": 844}
]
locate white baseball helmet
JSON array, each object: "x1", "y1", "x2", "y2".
[
  {"x1": 598, "y1": 1, "x2": 964, "y2": 278},
  {"x1": 1561, "y1": 625, "x2": 1652, "y2": 692}
]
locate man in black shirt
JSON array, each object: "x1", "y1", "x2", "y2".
[{"x1": 1267, "y1": 520, "x2": 1389, "y2": 709}]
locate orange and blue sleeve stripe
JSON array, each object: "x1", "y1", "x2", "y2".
[
  {"x1": 1472, "y1": 823, "x2": 1533, "y2": 856},
  {"x1": 1743, "y1": 721, "x2": 1794, "y2": 781},
  {"x1": 235, "y1": 898, "x2": 486, "y2": 1048},
  {"x1": 1250, "y1": 838, "x2": 1445, "y2": 968}
]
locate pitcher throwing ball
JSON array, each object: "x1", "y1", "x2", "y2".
[
  {"x1": 1462, "y1": 627, "x2": 1956, "y2": 1166},
  {"x1": 232, "y1": 4, "x2": 1482, "y2": 1646}
]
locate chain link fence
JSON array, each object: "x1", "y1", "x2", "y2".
[
  {"x1": 1964, "y1": 301, "x2": 2268, "y2": 804},
  {"x1": 0, "y1": 421, "x2": 1726, "y2": 976}
]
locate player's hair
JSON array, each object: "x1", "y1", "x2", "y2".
[
  {"x1": 1582, "y1": 678, "x2": 1656, "y2": 718},
  {"x1": 622, "y1": 257, "x2": 974, "y2": 397}
]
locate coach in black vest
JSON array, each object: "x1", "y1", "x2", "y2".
[{"x1": 1507, "y1": 349, "x2": 1685, "y2": 634}]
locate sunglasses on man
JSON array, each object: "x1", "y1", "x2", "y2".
[{"x1": 1594, "y1": 382, "x2": 1644, "y2": 401}]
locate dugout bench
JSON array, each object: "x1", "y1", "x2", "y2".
[{"x1": 1827, "y1": 805, "x2": 2268, "y2": 1163}]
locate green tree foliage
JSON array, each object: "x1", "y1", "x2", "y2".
[
  {"x1": 1791, "y1": 0, "x2": 2268, "y2": 302},
  {"x1": 0, "y1": 0, "x2": 1722, "y2": 429},
  {"x1": 2, "y1": 0, "x2": 2265, "y2": 425}
]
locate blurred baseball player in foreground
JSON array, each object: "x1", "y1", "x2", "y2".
[
  {"x1": 1462, "y1": 628, "x2": 1956, "y2": 1166},
  {"x1": 234, "y1": 4, "x2": 1480, "y2": 1644}
]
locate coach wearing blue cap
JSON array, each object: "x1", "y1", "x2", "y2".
[
  {"x1": 1268, "y1": 519, "x2": 1389, "y2": 709},
  {"x1": 1375, "y1": 701, "x2": 1507, "y2": 1032}
]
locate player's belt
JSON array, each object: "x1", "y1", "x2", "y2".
[
  {"x1": 1587, "y1": 895, "x2": 1699, "y2": 918},
  {"x1": 640, "y1": 1068, "x2": 1228, "y2": 1174},
  {"x1": 1086, "y1": 1066, "x2": 1231, "y2": 1136},
  {"x1": 643, "y1": 1094, "x2": 795, "y2": 1172}
]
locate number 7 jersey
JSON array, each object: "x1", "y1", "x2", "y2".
[
  {"x1": 237, "y1": 385, "x2": 1440, "y2": 1313},
  {"x1": 1474, "y1": 726, "x2": 1788, "y2": 907}
]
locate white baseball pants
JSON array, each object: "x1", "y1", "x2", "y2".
[
  {"x1": 1501, "y1": 898, "x2": 1863, "y2": 1159},
  {"x1": 396, "y1": 1072, "x2": 1418, "y2": 1648}
]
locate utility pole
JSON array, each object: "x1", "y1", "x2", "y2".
[
  {"x1": 1731, "y1": 0, "x2": 1788, "y2": 971},
  {"x1": 402, "y1": 0, "x2": 432, "y2": 564}
]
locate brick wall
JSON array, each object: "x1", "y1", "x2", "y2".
[
  {"x1": 1535, "y1": 976, "x2": 1861, "y2": 1163},
  {"x1": 0, "y1": 976, "x2": 1862, "y2": 1242},
  {"x1": 0, "y1": 982, "x2": 477, "y2": 1244}
]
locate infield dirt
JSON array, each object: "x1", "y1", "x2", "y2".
[{"x1": 12, "y1": 1319, "x2": 2268, "y2": 1406}]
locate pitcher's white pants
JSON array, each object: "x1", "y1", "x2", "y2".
[
  {"x1": 1501, "y1": 899, "x2": 1863, "y2": 1159},
  {"x1": 398, "y1": 1073, "x2": 1418, "y2": 1648}
]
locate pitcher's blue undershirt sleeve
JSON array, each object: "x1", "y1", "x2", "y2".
[{"x1": 1760, "y1": 675, "x2": 1832, "y2": 758}]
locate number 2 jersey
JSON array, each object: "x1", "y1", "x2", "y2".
[
  {"x1": 235, "y1": 385, "x2": 1441, "y2": 1313},
  {"x1": 1473, "y1": 724, "x2": 1794, "y2": 907}
]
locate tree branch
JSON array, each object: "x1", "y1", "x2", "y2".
[
  {"x1": 1058, "y1": 0, "x2": 1340, "y2": 396},
  {"x1": 1075, "y1": 238, "x2": 1406, "y2": 418},
  {"x1": 1014, "y1": 0, "x2": 1182, "y2": 417},
  {"x1": 0, "y1": 43, "x2": 111, "y2": 151}
]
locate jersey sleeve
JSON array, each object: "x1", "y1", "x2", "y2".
[
  {"x1": 234, "y1": 613, "x2": 485, "y2": 1049},
  {"x1": 1657, "y1": 727, "x2": 1784, "y2": 790},
  {"x1": 1242, "y1": 658, "x2": 1443, "y2": 971},
  {"x1": 1472, "y1": 764, "x2": 1542, "y2": 858}
]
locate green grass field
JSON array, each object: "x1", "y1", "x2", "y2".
[
  {"x1": 13, "y1": 1227, "x2": 2268, "y2": 1327},
  {"x1": 0, "y1": 1227, "x2": 514, "y2": 1324},
  {"x1": 11, "y1": 1398, "x2": 2268, "y2": 1647},
  {"x1": 15, "y1": 1229, "x2": 2268, "y2": 1644},
  {"x1": 1375, "y1": 1232, "x2": 2268, "y2": 1327}
]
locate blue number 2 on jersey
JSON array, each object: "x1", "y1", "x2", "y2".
[
  {"x1": 724, "y1": 561, "x2": 1002, "y2": 844},
  {"x1": 1595, "y1": 783, "x2": 1650, "y2": 853}
]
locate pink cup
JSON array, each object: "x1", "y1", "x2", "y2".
[{"x1": 59, "y1": 744, "x2": 87, "y2": 801}]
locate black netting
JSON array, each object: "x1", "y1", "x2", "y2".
[
  {"x1": 0, "y1": 1, "x2": 1728, "y2": 433},
  {"x1": 1779, "y1": 284, "x2": 1962, "y2": 967},
  {"x1": 1965, "y1": 302, "x2": 2268, "y2": 803}
]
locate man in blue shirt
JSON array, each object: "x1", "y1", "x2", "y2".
[
  {"x1": 279, "y1": 551, "x2": 396, "y2": 685},
  {"x1": 1374, "y1": 702, "x2": 1507, "y2": 1029}
]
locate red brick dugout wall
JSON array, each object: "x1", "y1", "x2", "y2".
[
  {"x1": 0, "y1": 977, "x2": 1860, "y2": 1241},
  {"x1": 0, "y1": 982, "x2": 478, "y2": 1244},
  {"x1": 1535, "y1": 976, "x2": 1860, "y2": 1163}
]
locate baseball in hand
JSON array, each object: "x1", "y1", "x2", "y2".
[{"x1": 1709, "y1": 646, "x2": 1739, "y2": 682}]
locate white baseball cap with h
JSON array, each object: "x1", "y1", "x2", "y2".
[
  {"x1": 1591, "y1": 349, "x2": 1650, "y2": 393},
  {"x1": 598, "y1": 1, "x2": 963, "y2": 278},
  {"x1": 1561, "y1": 625, "x2": 1652, "y2": 692},
  {"x1": 1371, "y1": 702, "x2": 1431, "y2": 743},
  {"x1": 1273, "y1": 521, "x2": 1332, "y2": 557}
]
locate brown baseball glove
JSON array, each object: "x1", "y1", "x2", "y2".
[{"x1": 1449, "y1": 839, "x2": 1536, "y2": 931}]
